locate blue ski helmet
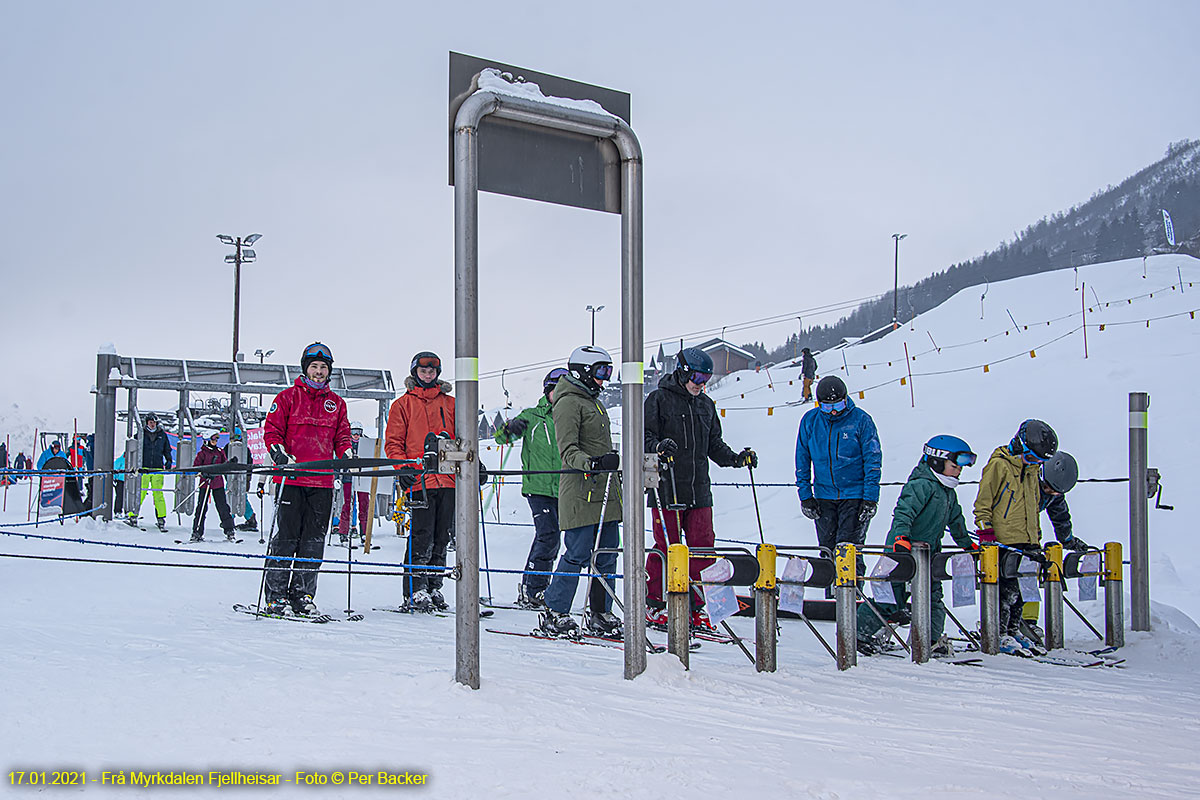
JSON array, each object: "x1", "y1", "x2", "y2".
[
  {"x1": 676, "y1": 347, "x2": 714, "y2": 375},
  {"x1": 922, "y1": 434, "x2": 977, "y2": 472}
]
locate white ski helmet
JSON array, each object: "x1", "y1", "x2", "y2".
[
  {"x1": 350, "y1": 421, "x2": 365, "y2": 435},
  {"x1": 567, "y1": 345, "x2": 614, "y2": 389}
]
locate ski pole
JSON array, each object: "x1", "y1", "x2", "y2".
[
  {"x1": 258, "y1": 486, "x2": 265, "y2": 545},
  {"x1": 254, "y1": 472, "x2": 290, "y2": 618},
  {"x1": 748, "y1": 464, "x2": 765, "y2": 545},
  {"x1": 479, "y1": 487, "x2": 494, "y2": 604}
]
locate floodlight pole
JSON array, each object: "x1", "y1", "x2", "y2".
[
  {"x1": 892, "y1": 233, "x2": 907, "y2": 329},
  {"x1": 454, "y1": 90, "x2": 644, "y2": 688}
]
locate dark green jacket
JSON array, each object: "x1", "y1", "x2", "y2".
[
  {"x1": 885, "y1": 461, "x2": 974, "y2": 552},
  {"x1": 553, "y1": 375, "x2": 622, "y2": 530},
  {"x1": 493, "y1": 396, "x2": 560, "y2": 499}
]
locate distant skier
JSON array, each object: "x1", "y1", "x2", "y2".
[
  {"x1": 262, "y1": 342, "x2": 352, "y2": 617},
  {"x1": 385, "y1": 351, "x2": 457, "y2": 614},
  {"x1": 336, "y1": 422, "x2": 372, "y2": 544},
  {"x1": 973, "y1": 419, "x2": 1057, "y2": 653},
  {"x1": 493, "y1": 367, "x2": 569, "y2": 611},
  {"x1": 126, "y1": 414, "x2": 172, "y2": 532},
  {"x1": 800, "y1": 347, "x2": 817, "y2": 402},
  {"x1": 644, "y1": 347, "x2": 756, "y2": 632},
  {"x1": 795, "y1": 375, "x2": 882, "y2": 583},
  {"x1": 856, "y1": 435, "x2": 978, "y2": 657},
  {"x1": 37, "y1": 440, "x2": 67, "y2": 469},
  {"x1": 538, "y1": 345, "x2": 623, "y2": 639},
  {"x1": 190, "y1": 431, "x2": 237, "y2": 542}
]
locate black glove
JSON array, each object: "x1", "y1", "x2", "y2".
[
  {"x1": 737, "y1": 447, "x2": 757, "y2": 468},
  {"x1": 590, "y1": 452, "x2": 620, "y2": 471},
  {"x1": 1064, "y1": 536, "x2": 1089, "y2": 552},
  {"x1": 801, "y1": 498, "x2": 820, "y2": 520},
  {"x1": 504, "y1": 417, "x2": 528, "y2": 438},
  {"x1": 858, "y1": 500, "x2": 878, "y2": 523},
  {"x1": 255, "y1": 483, "x2": 265, "y2": 499},
  {"x1": 656, "y1": 438, "x2": 678, "y2": 458},
  {"x1": 269, "y1": 444, "x2": 294, "y2": 466},
  {"x1": 478, "y1": 462, "x2": 489, "y2": 486},
  {"x1": 1023, "y1": 548, "x2": 1048, "y2": 565},
  {"x1": 228, "y1": 456, "x2": 239, "y2": 464},
  {"x1": 397, "y1": 472, "x2": 418, "y2": 491}
]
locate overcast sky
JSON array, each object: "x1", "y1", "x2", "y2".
[{"x1": 3, "y1": 1, "x2": 1198, "y2": 428}]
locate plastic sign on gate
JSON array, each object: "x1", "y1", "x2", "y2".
[
  {"x1": 39, "y1": 475, "x2": 64, "y2": 510},
  {"x1": 951, "y1": 553, "x2": 976, "y2": 608},
  {"x1": 1018, "y1": 556, "x2": 1041, "y2": 602},
  {"x1": 870, "y1": 556, "x2": 898, "y2": 605},
  {"x1": 700, "y1": 558, "x2": 739, "y2": 625},
  {"x1": 1078, "y1": 552, "x2": 1101, "y2": 602},
  {"x1": 245, "y1": 427, "x2": 268, "y2": 465},
  {"x1": 778, "y1": 558, "x2": 810, "y2": 615}
]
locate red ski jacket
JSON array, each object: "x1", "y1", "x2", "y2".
[
  {"x1": 264, "y1": 377, "x2": 352, "y2": 489},
  {"x1": 385, "y1": 378, "x2": 456, "y2": 493}
]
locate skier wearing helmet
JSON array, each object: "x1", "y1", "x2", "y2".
[
  {"x1": 794, "y1": 375, "x2": 882, "y2": 583},
  {"x1": 493, "y1": 367, "x2": 570, "y2": 610},
  {"x1": 856, "y1": 435, "x2": 978, "y2": 657},
  {"x1": 973, "y1": 418, "x2": 1057, "y2": 653},
  {"x1": 336, "y1": 422, "x2": 372, "y2": 545}
]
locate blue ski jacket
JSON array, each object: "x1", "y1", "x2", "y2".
[{"x1": 794, "y1": 397, "x2": 882, "y2": 502}]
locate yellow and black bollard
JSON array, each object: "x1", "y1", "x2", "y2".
[
  {"x1": 666, "y1": 543, "x2": 691, "y2": 668},
  {"x1": 835, "y1": 543, "x2": 857, "y2": 670},
  {"x1": 1043, "y1": 543, "x2": 1065, "y2": 650},
  {"x1": 1104, "y1": 541, "x2": 1125, "y2": 648},
  {"x1": 979, "y1": 544, "x2": 1001, "y2": 654},
  {"x1": 754, "y1": 543, "x2": 777, "y2": 673}
]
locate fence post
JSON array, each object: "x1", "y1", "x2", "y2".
[
  {"x1": 754, "y1": 543, "x2": 777, "y2": 673},
  {"x1": 979, "y1": 544, "x2": 1000, "y2": 654},
  {"x1": 1043, "y1": 542, "x2": 1065, "y2": 650},
  {"x1": 835, "y1": 543, "x2": 857, "y2": 670},
  {"x1": 911, "y1": 542, "x2": 931, "y2": 663},
  {"x1": 666, "y1": 543, "x2": 690, "y2": 669},
  {"x1": 1105, "y1": 541, "x2": 1125, "y2": 648},
  {"x1": 1129, "y1": 392, "x2": 1150, "y2": 631}
]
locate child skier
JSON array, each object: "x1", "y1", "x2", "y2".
[{"x1": 856, "y1": 435, "x2": 978, "y2": 656}]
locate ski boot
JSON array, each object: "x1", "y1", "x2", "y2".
[
  {"x1": 429, "y1": 589, "x2": 449, "y2": 612},
  {"x1": 155, "y1": 517, "x2": 168, "y2": 532},
  {"x1": 339, "y1": 531, "x2": 350, "y2": 545},
  {"x1": 645, "y1": 604, "x2": 668, "y2": 630},
  {"x1": 931, "y1": 634, "x2": 955, "y2": 657},
  {"x1": 292, "y1": 594, "x2": 320, "y2": 617},
  {"x1": 1011, "y1": 631, "x2": 1046, "y2": 656},
  {"x1": 264, "y1": 597, "x2": 290, "y2": 616},
  {"x1": 236, "y1": 517, "x2": 258, "y2": 532},
  {"x1": 515, "y1": 584, "x2": 547, "y2": 610},
  {"x1": 537, "y1": 610, "x2": 580, "y2": 639},
  {"x1": 224, "y1": 529, "x2": 237, "y2": 542},
  {"x1": 189, "y1": 532, "x2": 204, "y2": 543},
  {"x1": 690, "y1": 608, "x2": 718, "y2": 633},
  {"x1": 584, "y1": 609, "x2": 624, "y2": 640},
  {"x1": 856, "y1": 636, "x2": 882, "y2": 656},
  {"x1": 123, "y1": 516, "x2": 140, "y2": 529},
  {"x1": 998, "y1": 634, "x2": 1030, "y2": 655},
  {"x1": 407, "y1": 589, "x2": 434, "y2": 614}
]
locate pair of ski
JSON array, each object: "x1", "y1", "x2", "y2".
[
  {"x1": 231, "y1": 603, "x2": 364, "y2": 624},
  {"x1": 175, "y1": 537, "x2": 243, "y2": 545},
  {"x1": 646, "y1": 620, "x2": 738, "y2": 645},
  {"x1": 1002, "y1": 645, "x2": 1125, "y2": 669},
  {"x1": 484, "y1": 627, "x2": 696, "y2": 654},
  {"x1": 372, "y1": 606, "x2": 496, "y2": 619}
]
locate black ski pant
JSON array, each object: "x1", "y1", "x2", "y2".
[
  {"x1": 1000, "y1": 575, "x2": 1025, "y2": 636},
  {"x1": 193, "y1": 485, "x2": 235, "y2": 535},
  {"x1": 265, "y1": 485, "x2": 332, "y2": 603},
  {"x1": 406, "y1": 487, "x2": 454, "y2": 598},
  {"x1": 113, "y1": 480, "x2": 124, "y2": 514},
  {"x1": 814, "y1": 498, "x2": 872, "y2": 594},
  {"x1": 522, "y1": 494, "x2": 562, "y2": 594}
]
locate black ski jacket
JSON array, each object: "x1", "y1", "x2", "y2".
[
  {"x1": 801, "y1": 351, "x2": 817, "y2": 380},
  {"x1": 141, "y1": 427, "x2": 172, "y2": 471},
  {"x1": 644, "y1": 372, "x2": 738, "y2": 509}
]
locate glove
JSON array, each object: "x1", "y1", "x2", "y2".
[
  {"x1": 478, "y1": 461, "x2": 489, "y2": 487},
  {"x1": 269, "y1": 444, "x2": 294, "y2": 466},
  {"x1": 590, "y1": 452, "x2": 620, "y2": 471},
  {"x1": 656, "y1": 438, "x2": 679, "y2": 458},
  {"x1": 801, "y1": 498, "x2": 820, "y2": 520},
  {"x1": 977, "y1": 528, "x2": 997, "y2": 543},
  {"x1": 503, "y1": 417, "x2": 528, "y2": 438},
  {"x1": 858, "y1": 500, "x2": 877, "y2": 524},
  {"x1": 736, "y1": 447, "x2": 758, "y2": 468},
  {"x1": 255, "y1": 483, "x2": 265, "y2": 499},
  {"x1": 892, "y1": 535, "x2": 911, "y2": 553},
  {"x1": 1064, "y1": 536, "x2": 1089, "y2": 552},
  {"x1": 228, "y1": 456, "x2": 239, "y2": 464},
  {"x1": 1023, "y1": 548, "x2": 1048, "y2": 565},
  {"x1": 397, "y1": 472, "x2": 418, "y2": 491},
  {"x1": 337, "y1": 448, "x2": 352, "y2": 460}
]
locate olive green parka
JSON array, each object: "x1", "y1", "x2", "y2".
[{"x1": 553, "y1": 375, "x2": 622, "y2": 530}]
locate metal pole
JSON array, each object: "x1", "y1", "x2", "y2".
[
  {"x1": 232, "y1": 239, "x2": 242, "y2": 363},
  {"x1": 911, "y1": 542, "x2": 931, "y2": 663},
  {"x1": 1129, "y1": 392, "x2": 1149, "y2": 631},
  {"x1": 1105, "y1": 541, "x2": 1125, "y2": 647},
  {"x1": 92, "y1": 352, "x2": 119, "y2": 520},
  {"x1": 835, "y1": 543, "x2": 857, "y2": 670},
  {"x1": 1044, "y1": 542, "x2": 1065, "y2": 650},
  {"x1": 979, "y1": 544, "x2": 1000, "y2": 654},
  {"x1": 617, "y1": 126, "x2": 647, "y2": 681},
  {"x1": 754, "y1": 543, "x2": 777, "y2": 673},
  {"x1": 590, "y1": 309, "x2": 595, "y2": 345},
  {"x1": 453, "y1": 97, "x2": 485, "y2": 690},
  {"x1": 893, "y1": 236, "x2": 899, "y2": 327}
]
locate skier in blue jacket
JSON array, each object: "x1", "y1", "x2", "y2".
[{"x1": 795, "y1": 375, "x2": 882, "y2": 581}]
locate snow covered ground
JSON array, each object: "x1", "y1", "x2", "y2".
[{"x1": 4, "y1": 255, "x2": 1199, "y2": 797}]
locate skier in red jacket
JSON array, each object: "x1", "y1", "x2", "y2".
[{"x1": 261, "y1": 342, "x2": 353, "y2": 616}]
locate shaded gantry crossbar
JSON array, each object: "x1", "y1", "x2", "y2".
[{"x1": 106, "y1": 357, "x2": 395, "y2": 399}]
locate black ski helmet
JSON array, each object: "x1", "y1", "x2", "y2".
[
  {"x1": 1011, "y1": 419, "x2": 1057, "y2": 461},
  {"x1": 816, "y1": 376, "x2": 847, "y2": 403},
  {"x1": 301, "y1": 342, "x2": 334, "y2": 372},
  {"x1": 543, "y1": 367, "x2": 569, "y2": 396},
  {"x1": 410, "y1": 351, "x2": 442, "y2": 387},
  {"x1": 676, "y1": 347, "x2": 714, "y2": 378},
  {"x1": 144, "y1": 412, "x2": 158, "y2": 424},
  {"x1": 1041, "y1": 450, "x2": 1078, "y2": 494}
]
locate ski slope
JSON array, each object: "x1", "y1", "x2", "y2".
[{"x1": 3, "y1": 255, "x2": 1199, "y2": 798}]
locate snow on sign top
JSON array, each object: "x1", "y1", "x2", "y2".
[{"x1": 475, "y1": 68, "x2": 616, "y2": 119}]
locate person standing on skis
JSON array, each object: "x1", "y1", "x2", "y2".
[
  {"x1": 336, "y1": 422, "x2": 372, "y2": 545},
  {"x1": 494, "y1": 367, "x2": 569, "y2": 610},
  {"x1": 262, "y1": 342, "x2": 353, "y2": 617},
  {"x1": 800, "y1": 347, "x2": 818, "y2": 403},
  {"x1": 190, "y1": 431, "x2": 237, "y2": 542},
  {"x1": 538, "y1": 346, "x2": 622, "y2": 639},
  {"x1": 644, "y1": 347, "x2": 756, "y2": 632},
  {"x1": 385, "y1": 351, "x2": 456, "y2": 613},
  {"x1": 126, "y1": 413, "x2": 173, "y2": 532}
]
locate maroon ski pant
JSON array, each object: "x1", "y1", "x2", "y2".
[{"x1": 645, "y1": 506, "x2": 715, "y2": 607}]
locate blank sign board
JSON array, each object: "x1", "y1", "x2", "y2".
[{"x1": 449, "y1": 52, "x2": 631, "y2": 214}]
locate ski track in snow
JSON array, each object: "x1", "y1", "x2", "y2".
[{"x1": 5, "y1": 256, "x2": 1200, "y2": 797}]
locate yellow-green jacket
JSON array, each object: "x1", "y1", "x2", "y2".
[{"x1": 972, "y1": 446, "x2": 1042, "y2": 545}]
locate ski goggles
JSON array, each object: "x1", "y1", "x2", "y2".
[
  {"x1": 543, "y1": 368, "x2": 569, "y2": 392},
  {"x1": 686, "y1": 370, "x2": 712, "y2": 385},
  {"x1": 350, "y1": 431, "x2": 363, "y2": 439},
  {"x1": 304, "y1": 343, "x2": 333, "y2": 361},
  {"x1": 591, "y1": 363, "x2": 614, "y2": 381},
  {"x1": 818, "y1": 398, "x2": 849, "y2": 414},
  {"x1": 1022, "y1": 451, "x2": 1047, "y2": 465},
  {"x1": 924, "y1": 445, "x2": 977, "y2": 467},
  {"x1": 414, "y1": 355, "x2": 441, "y2": 370}
]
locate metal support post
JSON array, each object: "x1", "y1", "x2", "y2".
[
  {"x1": 176, "y1": 391, "x2": 194, "y2": 516},
  {"x1": 666, "y1": 543, "x2": 691, "y2": 669},
  {"x1": 754, "y1": 543, "x2": 777, "y2": 673},
  {"x1": 1105, "y1": 541, "x2": 1125, "y2": 648},
  {"x1": 227, "y1": 439, "x2": 248, "y2": 520},
  {"x1": 1043, "y1": 542, "x2": 1065, "y2": 650},
  {"x1": 92, "y1": 352, "x2": 119, "y2": 520},
  {"x1": 1129, "y1": 392, "x2": 1150, "y2": 631},
  {"x1": 911, "y1": 542, "x2": 931, "y2": 663},
  {"x1": 835, "y1": 543, "x2": 857, "y2": 670},
  {"x1": 980, "y1": 544, "x2": 1000, "y2": 654},
  {"x1": 124, "y1": 438, "x2": 140, "y2": 519}
]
